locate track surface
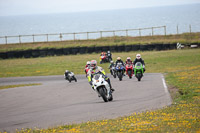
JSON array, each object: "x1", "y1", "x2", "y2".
[{"x1": 0, "y1": 73, "x2": 171, "y2": 132}]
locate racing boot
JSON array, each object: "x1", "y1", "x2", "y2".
[{"x1": 107, "y1": 78, "x2": 115, "y2": 92}]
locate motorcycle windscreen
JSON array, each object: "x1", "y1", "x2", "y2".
[{"x1": 94, "y1": 74, "x2": 101, "y2": 80}]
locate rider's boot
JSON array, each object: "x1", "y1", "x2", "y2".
[{"x1": 107, "y1": 78, "x2": 115, "y2": 92}]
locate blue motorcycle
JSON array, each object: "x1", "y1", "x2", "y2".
[{"x1": 115, "y1": 63, "x2": 125, "y2": 81}]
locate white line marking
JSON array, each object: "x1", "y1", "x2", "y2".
[{"x1": 162, "y1": 75, "x2": 168, "y2": 93}]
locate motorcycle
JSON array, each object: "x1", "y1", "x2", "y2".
[
  {"x1": 126, "y1": 63, "x2": 133, "y2": 79},
  {"x1": 111, "y1": 66, "x2": 117, "y2": 78},
  {"x1": 85, "y1": 67, "x2": 90, "y2": 77},
  {"x1": 64, "y1": 71, "x2": 77, "y2": 82},
  {"x1": 109, "y1": 65, "x2": 116, "y2": 78},
  {"x1": 99, "y1": 53, "x2": 112, "y2": 64},
  {"x1": 134, "y1": 62, "x2": 144, "y2": 81},
  {"x1": 100, "y1": 54, "x2": 107, "y2": 64},
  {"x1": 92, "y1": 72, "x2": 113, "y2": 102},
  {"x1": 115, "y1": 63, "x2": 125, "y2": 81}
]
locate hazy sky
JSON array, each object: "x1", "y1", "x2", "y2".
[{"x1": 0, "y1": 0, "x2": 200, "y2": 16}]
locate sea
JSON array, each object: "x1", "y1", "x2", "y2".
[{"x1": 0, "y1": 4, "x2": 200, "y2": 44}]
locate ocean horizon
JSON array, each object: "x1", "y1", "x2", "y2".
[{"x1": 0, "y1": 3, "x2": 200, "y2": 44}]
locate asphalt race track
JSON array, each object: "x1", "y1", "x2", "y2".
[{"x1": 0, "y1": 73, "x2": 171, "y2": 132}]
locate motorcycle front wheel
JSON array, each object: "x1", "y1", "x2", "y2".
[
  {"x1": 136, "y1": 73, "x2": 142, "y2": 81},
  {"x1": 108, "y1": 93, "x2": 113, "y2": 101},
  {"x1": 128, "y1": 70, "x2": 132, "y2": 79},
  {"x1": 99, "y1": 87, "x2": 108, "y2": 102}
]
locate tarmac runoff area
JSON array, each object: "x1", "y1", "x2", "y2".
[{"x1": 0, "y1": 73, "x2": 172, "y2": 132}]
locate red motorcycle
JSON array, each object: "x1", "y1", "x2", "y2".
[
  {"x1": 85, "y1": 67, "x2": 90, "y2": 77},
  {"x1": 126, "y1": 63, "x2": 133, "y2": 79},
  {"x1": 100, "y1": 54, "x2": 107, "y2": 64},
  {"x1": 99, "y1": 52, "x2": 111, "y2": 64}
]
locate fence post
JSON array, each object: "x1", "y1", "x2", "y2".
[
  {"x1": 164, "y1": 26, "x2": 166, "y2": 36},
  {"x1": 177, "y1": 25, "x2": 179, "y2": 34},
  {"x1": 139, "y1": 29, "x2": 141, "y2": 36},
  {"x1": 126, "y1": 30, "x2": 128, "y2": 37},
  {"x1": 100, "y1": 31, "x2": 102, "y2": 38},
  {"x1": 5, "y1": 36, "x2": 7, "y2": 44},
  {"x1": 87, "y1": 32, "x2": 89, "y2": 40},
  {"x1": 73, "y1": 33, "x2": 76, "y2": 41},
  {"x1": 19, "y1": 35, "x2": 21, "y2": 44},
  {"x1": 152, "y1": 27, "x2": 154, "y2": 36},
  {"x1": 46, "y1": 34, "x2": 48, "y2": 42},
  {"x1": 33, "y1": 34, "x2": 35, "y2": 43},
  {"x1": 189, "y1": 25, "x2": 192, "y2": 45},
  {"x1": 60, "y1": 33, "x2": 62, "y2": 41}
]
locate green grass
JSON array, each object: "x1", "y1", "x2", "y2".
[
  {"x1": 0, "y1": 49, "x2": 199, "y2": 78},
  {"x1": 0, "y1": 49, "x2": 200, "y2": 132},
  {"x1": 0, "y1": 83, "x2": 42, "y2": 90},
  {"x1": 0, "y1": 32, "x2": 199, "y2": 52}
]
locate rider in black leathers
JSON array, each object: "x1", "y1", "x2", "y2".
[
  {"x1": 115, "y1": 57, "x2": 125, "y2": 75},
  {"x1": 133, "y1": 54, "x2": 145, "y2": 72}
]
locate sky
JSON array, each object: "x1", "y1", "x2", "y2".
[{"x1": 0, "y1": 0, "x2": 200, "y2": 16}]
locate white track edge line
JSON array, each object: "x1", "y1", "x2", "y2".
[{"x1": 162, "y1": 75, "x2": 168, "y2": 93}]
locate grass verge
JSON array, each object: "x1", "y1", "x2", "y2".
[
  {"x1": 0, "y1": 49, "x2": 199, "y2": 132},
  {"x1": 0, "y1": 83, "x2": 42, "y2": 90}
]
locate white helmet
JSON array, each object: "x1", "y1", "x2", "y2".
[
  {"x1": 110, "y1": 60, "x2": 114, "y2": 64},
  {"x1": 90, "y1": 60, "x2": 97, "y2": 69},
  {"x1": 65, "y1": 70, "x2": 69, "y2": 73},
  {"x1": 136, "y1": 54, "x2": 141, "y2": 59},
  {"x1": 86, "y1": 61, "x2": 91, "y2": 65},
  {"x1": 127, "y1": 57, "x2": 131, "y2": 60}
]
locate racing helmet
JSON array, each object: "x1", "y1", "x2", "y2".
[
  {"x1": 110, "y1": 60, "x2": 114, "y2": 64},
  {"x1": 86, "y1": 61, "x2": 91, "y2": 65},
  {"x1": 65, "y1": 70, "x2": 69, "y2": 73},
  {"x1": 117, "y1": 57, "x2": 121, "y2": 61},
  {"x1": 127, "y1": 57, "x2": 131, "y2": 61},
  {"x1": 136, "y1": 54, "x2": 141, "y2": 59},
  {"x1": 107, "y1": 51, "x2": 110, "y2": 53},
  {"x1": 90, "y1": 60, "x2": 97, "y2": 69}
]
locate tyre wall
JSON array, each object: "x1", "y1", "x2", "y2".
[{"x1": 0, "y1": 43, "x2": 199, "y2": 59}]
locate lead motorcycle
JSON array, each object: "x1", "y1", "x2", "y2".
[
  {"x1": 92, "y1": 72, "x2": 113, "y2": 102},
  {"x1": 134, "y1": 62, "x2": 144, "y2": 81}
]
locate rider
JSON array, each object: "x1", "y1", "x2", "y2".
[
  {"x1": 87, "y1": 60, "x2": 115, "y2": 92},
  {"x1": 115, "y1": 57, "x2": 126, "y2": 75},
  {"x1": 64, "y1": 70, "x2": 70, "y2": 79},
  {"x1": 85, "y1": 61, "x2": 91, "y2": 76},
  {"x1": 100, "y1": 52, "x2": 106, "y2": 56},
  {"x1": 133, "y1": 54, "x2": 146, "y2": 72},
  {"x1": 108, "y1": 60, "x2": 115, "y2": 75},
  {"x1": 125, "y1": 57, "x2": 133, "y2": 65},
  {"x1": 85, "y1": 61, "x2": 91, "y2": 68},
  {"x1": 107, "y1": 51, "x2": 112, "y2": 61}
]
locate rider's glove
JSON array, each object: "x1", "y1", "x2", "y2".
[{"x1": 143, "y1": 65, "x2": 145, "y2": 68}]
